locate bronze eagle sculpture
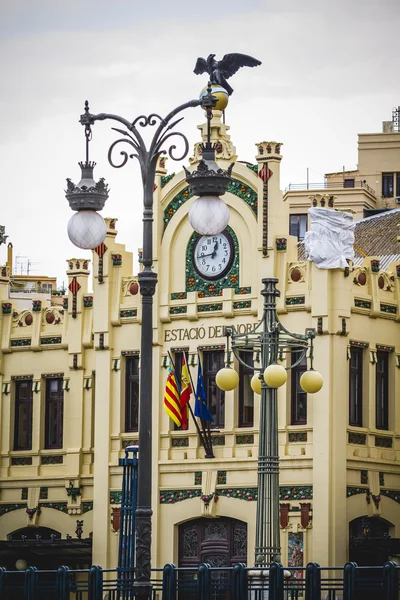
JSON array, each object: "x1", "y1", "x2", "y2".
[{"x1": 194, "y1": 53, "x2": 261, "y2": 95}]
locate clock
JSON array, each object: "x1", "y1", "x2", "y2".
[{"x1": 193, "y1": 230, "x2": 234, "y2": 280}]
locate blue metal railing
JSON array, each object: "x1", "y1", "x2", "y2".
[{"x1": 0, "y1": 561, "x2": 397, "y2": 599}]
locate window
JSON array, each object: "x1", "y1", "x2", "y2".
[
  {"x1": 203, "y1": 351, "x2": 225, "y2": 428},
  {"x1": 14, "y1": 381, "x2": 33, "y2": 450},
  {"x1": 125, "y1": 357, "x2": 139, "y2": 432},
  {"x1": 382, "y1": 173, "x2": 394, "y2": 198},
  {"x1": 349, "y1": 348, "x2": 363, "y2": 427},
  {"x1": 238, "y1": 350, "x2": 254, "y2": 427},
  {"x1": 396, "y1": 173, "x2": 400, "y2": 197},
  {"x1": 45, "y1": 378, "x2": 64, "y2": 449},
  {"x1": 376, "y1": 351, "x2": 389, "y2": 430},
  {"x1": 344, "y1": 178, "x2": 355, "y2": 188},
  {"x1": 290, "y1": 351, "x2": 307, "y2": 425},
  {"x1": 289, "y1": 215, "x2": 307, "y2": 241}
]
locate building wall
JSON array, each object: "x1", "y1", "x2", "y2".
[
  {"x1": 0, "y1": 113, "x2": 399, "y2": 570},
  {"x1": 286, "y1": 122, "x2": 400, "y2": 226},
  {"x1": 325, "y1": 129, "x2": 400, "y2": 211}
]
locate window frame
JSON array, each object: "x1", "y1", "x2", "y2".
[
  {"x1": 382, "y1": 173, "x2": 394, "y2": 198},
  {"x1": 376, "y1": 351, "x2": 389, "y2": 431},
  {"x1": 14, "y1": 380, "x2": 33, "y2": 451},
  {"x1": 349, "y1": 348, "x2": 363, "y2": 427},
  {"x1": 290, "y1": 351, "x2": 307, "y2": 425},
  {"x1": 344, "y1": 178, "x2": 355, "y2": 188},
  {"x1": 44, "y1": 378, "x2": 64, "y2": 450},
  {"x1": 125, "y1": 356, "x2": 140, "y2": 433},
  {"x1": 238, "y1": 350, "x2": 254, "y2": 428},
  {"x1": 289, "y1": 214, "x2": 308, "y2": 242},
  {"x1": 396, "y1": 172, "x2": 400, "y2": 198},
  {"x1": 203, "y1": 350, "x2": 225, "y2": 428}
]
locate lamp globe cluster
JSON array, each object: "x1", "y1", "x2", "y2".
[{"x1": 216, "y1": 364, "x2": 323, "y2": 393}]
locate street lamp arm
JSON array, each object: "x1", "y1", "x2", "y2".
[
  {"x1": 278, "y1": 319, "x2": 313, "y2": 341},
  {"x1": 149, "y1": 98, "x2": 201, "y2": 160},
  {"x1": 154, "y1": 131, "x2": 190, "y2": 162},
  {"x1": 82, "y1": 99, "x2": 202, "y2": 190},
  {"x1": 107, "y1": 131, "x2": 141, "y2": 169}
]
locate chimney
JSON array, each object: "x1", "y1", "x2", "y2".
[{"x1": 382, "y1": 121, "x2": 393, "y2": 133}]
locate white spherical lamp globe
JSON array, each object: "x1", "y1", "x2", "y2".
[
  {"x1": 15, "y1": 559, "x2": 28, "y2": 571},
  {"x1": 215, "y1": 367, "x2": 239, "y2": 391},
  {"x1": 67, "y1": 210, "x2": 107, "y2": 250},
  {"x1": 263, "y1": 363, "x2": 287, "y2": 388},
  {"x1": 250, "y1": 373, "x2": 262, "y2": 395},
  {"x1": 300, "y1": 369, "x2": 323, "y2": 394},
  {"x1": 188, "y1": 196, "x2": 230, "y2": 236}
]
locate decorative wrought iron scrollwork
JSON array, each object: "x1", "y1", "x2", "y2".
[{"x1": 81, "y1": 99, "x2": 201, "y2": 185}]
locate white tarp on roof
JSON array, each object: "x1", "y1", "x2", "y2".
[{"x1": 304, "y1": 207, "x2": 355, "y2": 269}]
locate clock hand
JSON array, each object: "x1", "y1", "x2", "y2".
[
  {"x1": 211, "y1": 240, "x2": 218, "y2": 258},
  {"x1": 197, "y1": 250, "x2": 215, "y2": 259},
  {"x1": 197, "y1": 241, "x2": 218, "y2": 260}
]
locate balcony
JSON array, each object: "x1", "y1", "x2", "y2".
[{"x1": 284, "y1": 180, "x2": 376, "y2": 195}]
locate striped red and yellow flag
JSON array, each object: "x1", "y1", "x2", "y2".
[
  {"x1": 163, "y1": 365, "x2": 182, "y2": 427},
  {"x1": 180, "y1": 353, "x2": 192, "y2": 430}
]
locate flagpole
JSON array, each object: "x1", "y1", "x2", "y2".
[
  {"x1": 195, "y1": 352, "x2": 216, "y2": 459},
  {"x1": 186, "y1": 358, "x2": 215, "y2": 460},
  {"x1": 167, "y1": 351, "x2": 212, "y2": 458}
]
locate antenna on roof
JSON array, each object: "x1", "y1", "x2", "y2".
[{"x1": 392, "y1": 106, "x2": 400, "y2": 132}]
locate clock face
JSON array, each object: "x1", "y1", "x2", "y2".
[{"x1": 193, "y1": 231, "x2": 234, "y2": 280}]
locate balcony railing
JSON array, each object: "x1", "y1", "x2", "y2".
[
  {"x1": 284, "y1": 180, "x2": 376, "y2": 195},
  {"x1": 0, "y1": 561, "x2": 398, "y2": 599},
  {"x1": 9, "y1": 287, "x2": 51, "y2": 295}
]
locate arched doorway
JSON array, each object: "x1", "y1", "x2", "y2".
[
  {"x1": 179, "y1": 517, "x2": 247, "y2": 567},
  {"x1": 349, "y1": 516, "x2": 395, "y2": 600},
  {"x1": 179, "y1": 517, "x2": 247, "y2": 568},
  {"x1": 0, "y1": 525, "x2": 92, "y2": 600},
  {"x1": 178, "y1": 517, "x2": 247, "y2": 598},
  {"x1": 349, "y1": 516, "x2": 393, "y2": 565}
]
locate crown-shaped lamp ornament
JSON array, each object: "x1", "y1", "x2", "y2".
[
  {"x1": 65, "y1": 101, "x2": 109, "y2": 250},
  {"x1": 184, "y1": 83, "x2": 234, "y2": 236}
]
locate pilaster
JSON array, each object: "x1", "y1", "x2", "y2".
[
  {"x1": 65, "y1": 258, "x2": 90, "y2": 474},
  {"x1": 310, "y1": 265, "x2": 350, "y2": 565}
]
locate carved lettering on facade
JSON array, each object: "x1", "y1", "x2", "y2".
[{"x1": 164, "y1": 323, "x2": 256, "y2": 342}]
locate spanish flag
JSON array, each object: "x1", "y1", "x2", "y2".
[
  {"x1": 180, "y1": 353, "x2": 193, "y2": 430},
  {"x1": 163, "y1": 364, "x2": 182, "y2": 427}
]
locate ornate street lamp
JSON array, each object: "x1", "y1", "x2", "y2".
[
  {"x1": 65, "y1": 85, "x2": 234, "y2": 598},
  {"x1": 217, "y1": 278, "x2": 323, "y2": 566}
]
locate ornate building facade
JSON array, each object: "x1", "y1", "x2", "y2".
[{"x1": 0, "y1": 109, "x2": 399, "y2": 572}]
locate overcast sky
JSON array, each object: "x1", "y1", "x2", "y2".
[{"x1": 1, "y1": 0, "x2": 399, "y2": 287}]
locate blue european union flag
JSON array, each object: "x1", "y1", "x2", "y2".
[{"x1": 194, "y1": 358, "x2": 214, "y2": 422}]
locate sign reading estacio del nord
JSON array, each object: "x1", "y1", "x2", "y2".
[{"x1": 164, "y1": 322, "x2": 257, "y2": 342}]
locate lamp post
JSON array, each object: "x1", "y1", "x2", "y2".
[
  {"x1": 65, "y1": 84, "x2": 233, "y2": 598},
  {"x1": 218, "y1": 278, "x2": 323, "y2": 566}
]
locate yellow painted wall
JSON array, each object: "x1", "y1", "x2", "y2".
[{"x1": 0, "y1": 114, "x2": 399, "y2": 571}]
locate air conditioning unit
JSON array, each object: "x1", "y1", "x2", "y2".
[{"x1": 396, "y1": 196, "x2": 400, "y2": 204}]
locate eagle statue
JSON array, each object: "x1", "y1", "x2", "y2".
[{"x1": 194, "y1": 53, "x2": 261, "y2": 95}]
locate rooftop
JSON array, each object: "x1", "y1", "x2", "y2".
[{"x1": 298, "y1": 208, "x2": 400, "y2": 269}]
